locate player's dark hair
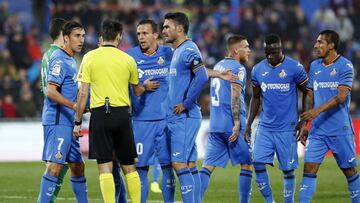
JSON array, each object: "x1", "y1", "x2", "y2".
[
  {"x1": 62, "y1": 21, "x2": 83, "y2": 37},
  {"x1": 138, "y1": 19, "x2": 158, "y2": 33},
  {"x1": 264, "y1": 33, "x2": 281, "y2": 45},
  {"x1": 227, "y1": 35, "x2": 247, "y2": 50},
  {"x1": 101, "y1": 19, "x2": 123, "y2": 41},
  {"x1": 49, "y1": 18, "x2": 66, "y2": 41},
  {"x1": 319, "y1": 30, "x2": 340, "y2": 50},
  {"x1": 164, "y1": 12, "x2": 189, "y2": 34}
]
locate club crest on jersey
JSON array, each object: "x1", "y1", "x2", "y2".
[
  {"x1": 238, "y1": 70, "x2": 245, "y2": 82},
  {"x1": 55, "y1": 151, "x2": 62, "y2": 160},
  {"x1": 279, "y1": 69, "x2": 287, "y2": 78},
  {"x1": 157, "y1": 56, "x2": 164, "y2": 65},
  {"x1": 330, "y1": 68, "x2": 337, "y2": 76},
  {"x1": 51, "y1": 64, "x2": 61, "y2": 76}
]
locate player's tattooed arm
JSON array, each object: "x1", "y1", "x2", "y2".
[{"x1": 229, "y1": 83, "x2": 241, "y2": 142}]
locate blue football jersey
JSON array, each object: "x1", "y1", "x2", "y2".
[
  {"x1": 167, "y1": 40, "x2": 207, "y2": 120},
  {"x1": 127, "y1": 45, "x2": 173, "y2": 121},
  {"x1": 209, "y1": 58, "x2": 247, "y2": 132},
  {"x1": 252, "y1": 56, "x2": 308, "y2": 131},
  {"x1": 307, "y1": 56, "x2": 354, "y2": 135},
  {"x1": 42, "y1": 49, "x2": 78, "y2": 126}
]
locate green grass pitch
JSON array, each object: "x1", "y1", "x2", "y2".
[{"x1": 0, "y1": 157, "x2": 356, "y2": 202}]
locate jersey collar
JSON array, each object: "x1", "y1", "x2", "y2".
[
  {"x1": 322, "y1": 54, "x2": 341, "y2": 67},
  {"x1": 268, "y1": 55, "x2": 285, "y2": 68},
  {"x1": 175, "y1": 39, "x2": 191, "y2": 49}
]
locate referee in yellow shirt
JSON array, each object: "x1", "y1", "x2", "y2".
[{"x1": 73, "y1": 19, "x2": 159, "y2": 203}]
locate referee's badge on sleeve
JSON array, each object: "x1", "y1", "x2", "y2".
[{"x1": 51, "y1": 64, "x2": 61, "y2": 76}]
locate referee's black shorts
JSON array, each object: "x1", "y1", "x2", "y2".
[{"x1": 89, "y1": 106, "x2": 137, "y2": 165}]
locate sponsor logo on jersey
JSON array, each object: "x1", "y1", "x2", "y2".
[
  {"x1": 138, "y1": 68, "x2": 168, "y2": 79},
  {"x1": 313, "y1": 80, "x2": 338, "y2": 91},
  {"x1": 260, "y1": 82, "x2": 290, "y2": 92},
  {"x1": 261, "y1": 72, "x2": 269, "y2": 76}
]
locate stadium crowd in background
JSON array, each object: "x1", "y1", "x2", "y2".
[{"x1": 0, "y1": 0, "x2": 360, "y2": 118}]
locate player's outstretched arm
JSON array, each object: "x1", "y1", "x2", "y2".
[
  {"x1": 244, "y1": 85, "x2": 261, "y2": 144},
  {"x1": 47, "y1": 83, "x2": 76, "y2": 110},
  {"x1": 206, "y1": 68, "x2": 238, "y2": 82},
  {"x1": 300, "y1": 87, "x2": 349, "y2": 121},
  {"x1": 229, "y1": 83, "x2": 242, "y2": 142}
]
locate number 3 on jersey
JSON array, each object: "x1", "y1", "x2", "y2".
[{"x1": 211, "y1": 78, "x2": 221, "y2": 107}]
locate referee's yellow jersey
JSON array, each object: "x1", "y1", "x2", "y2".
[{"x1": 77, "y1": 46, "x2": 139, "y2": 108}]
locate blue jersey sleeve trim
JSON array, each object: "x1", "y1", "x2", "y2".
[
  {"x1": 298, "y1": 78, "x2": 309, "y2": 86},
  {"x1": 48, "y1": 81, "x2": 61, "y2": 87},
  {"x1": 338, "y1": 85, "x2": 352, "y2": 91}
]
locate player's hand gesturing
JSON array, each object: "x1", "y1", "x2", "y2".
[{"x1": 144, "y1": 77, "x2": 160, "y2": 91}]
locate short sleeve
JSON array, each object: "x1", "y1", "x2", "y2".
[
  {"x1": 232, "y1": 65, "x2": 246, "y2": 87},
  {"x1": 294, "y1": 62, "x2": 308, "y2": 85},
  {"x1": 251, "y1": 65, "x2": 259, "y2": 86},
  {"x1": 339, "y1": 61, "x2": 354, "y2": 90},
  {"x1": 183, "y1": 49, "x2": 205, "y2": 72},
  {"x1": 128, "y1": 58, "x2": 139, "y2": 85},
  {"x1": 77, "y1": 53, "x2": 91, "y2": 83},
  {"x1": 307, "y1": 62, "x2": 316, "y2": 90},
  {"x1": 48, "y1": 57, "x2": 67, "y2": 86}
]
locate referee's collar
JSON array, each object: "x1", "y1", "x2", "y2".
[{"x1": 102, "y1": 44, "x2": 118, "y2": 48}]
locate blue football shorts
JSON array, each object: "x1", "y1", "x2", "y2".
[
  {"x1": 42, "y1": 125, "x2": 83, "y2": 164},
  {"x1": 252, "y1": 128, "x2": 298, "y2": 170},
  {"x1": 167, "y1": 117, "x2": 201, "y2": 163},
  {"x1": 204, "y1": 130, "x2": 252, "y2": 167},
  {"x1": 133, "y1": 119, "x2": 171, "y2": 167},
  {"x1": 304, "y1": 133, "x2": 357, "y2": 168}
]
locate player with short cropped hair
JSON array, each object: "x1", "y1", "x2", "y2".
[
  {"x1": 162, "y1": 12, "x2": 237, "y2": 203},
  {"x1": 199, "y1": 35, "x2": 252, "y2": 203},
  {"x1": 39, "y1": 20, "x2": 88, "y2": 203},
  {"x1": 299, "y1": 30, "x2": 360, "y2": 203},
  {"x1": 126, "y1": 19, "x2": 175, "y2": 203},
  {"x1": 245, "y1": 33, "x2": 308, "y2": 203}
]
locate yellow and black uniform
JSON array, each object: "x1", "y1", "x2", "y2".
[{"x1": 77, "y1": 45, "x2": 139, "y2": 164}]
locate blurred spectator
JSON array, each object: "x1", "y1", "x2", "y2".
[
  {"x1": 1, "y1": 94, "x2": 17, "y2": 118},
  {"x1": 16, "y1": 82, "x2": 37, "y2": 118}
]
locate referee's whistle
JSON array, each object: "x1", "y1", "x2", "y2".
[{"x1": 105, "y1": 97, "x2": 111, "y2": 115}]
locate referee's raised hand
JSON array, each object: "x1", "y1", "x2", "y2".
[{"x1": 143, "y1": 77, "x2": 160, "y2": 91}]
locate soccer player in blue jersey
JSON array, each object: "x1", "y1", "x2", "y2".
[
  {"x1": 244, "y1": 34, "x2": 308, "y2": 203},
  {"x1": 298, "y1": 30, "x2": 360, "y2": 203},
  {"x1": 162, "y1": 12, "x2": 237, "y2": 203},
  {"x1": 39, "y1": 18, "x2": 69, "y2": 203},
  {"x1": 38, "y1": 21, "x2": 88, "y2": 203},
  {"x1": 199, "y1": 35, "x2": 252, "y2": 203},
  {"x1": 127, "y1": 19, "x2": 175, "y2": 203}
]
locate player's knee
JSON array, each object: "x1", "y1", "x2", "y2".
[
  {"x1": 121, "y1": 164, "x2": 137, "y2": 175},
  {"x1": 172, "y1": 162, "x2": 187, "y2": 171},
  {"x1": 241, "y1": 164, "x2": 252, "y2": 171},
  {"x1": 341, "y1": 167, "x2": 357, "y2": 177},
  {"x1": 303, "y1": 162, "x2": 319, "y2": 174},
  {"x1": 46, "y1": 162, "x2": 63, "y2": 177},
  {"x1": 69, "y1": 162, "x2": 85, "y2": 177}
]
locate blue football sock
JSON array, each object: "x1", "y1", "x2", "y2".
[
  {"x1": 199, "y1": 167, "x2": 211, "y2": 201},
  {"x1": 152, "y1": 162, "x2": 161, "y2": 183},
  {"x1": 70, "y1": 176, "x2": 88, "y2": 203},
  {"x1": 38, "y1": 174, "x2": 58, "y2": 203},
  {"x1": 137, "y1": 166, "x2": 149, "y2": 203},
  {"x1": 254, "y1": 163, "x2": 273, "y2": 203},
  {"x1": 347, "y1": 172, "x2": 360, "y2": 203},
  {"x1": 283, "y1": 170, "x2": 295, "y2": 203},
  {"x1": 190, "y1": 166, "x2": 201, "y2": 203},
  {"x1": 113, "y1": 162, "x2": 127, "y2": 203},
  {"x1": 161, "y1": 165, "x2": 175, "y2": 203},
  {"x1": 176, "y1": 167, "x2": 195, "y2": 203},
  {"x1": 239, "y1": 169, "x2": 252, "y2": 203},
  {"x1": 299, "y1": 173, "x2": 317, "y2": 203}
]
